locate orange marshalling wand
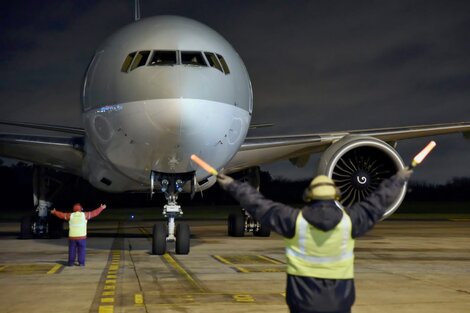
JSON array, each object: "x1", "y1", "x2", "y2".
[
  {"x1": 411, "y1": 141, "x2": 436, "y2": 168},
  {"x1": 190, "y1": 154, "x2": 219, "y2": 176}
]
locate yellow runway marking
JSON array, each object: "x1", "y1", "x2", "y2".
[
  {"x1": 258, "y1": 255, "x2": 284, "y2": 264},
  {"x1": 103, "y1": 285, "x2": 116, "y2": 290},
  {"x1": 163, "y1": 253, "x2": 206, "y2": 292},
  {"x1": 101, "y1": 298, "x2": 114, "y2": 303},
  {"x1": 233, "y1": 294, "x2": 255, "y2": 303},
  {"x1": 134, "y1": 293, "x2": 144, "y2": 305},
  {"x1": 47, "y1": 264, "x2": 62, "y2": 274},
  {"x1": 213, "y1": 255, "x2": 283, "y2": 265},
  {"x1": 213, "y1": 255, "x2": 232, "y2": 265},
  {"x1": 98, "y1": 305, "x2": 114, "y2": 313},
  {"x1": 102, "y1": 291, "x2": 115, "y2": 296},
  {"x1": 233, "y1": 266, "x2": 285, "y2": 273},
  {"x1": 233, "y1": 266, "x2": 250, "y2": 273}
]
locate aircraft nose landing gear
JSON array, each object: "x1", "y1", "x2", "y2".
[{"x1": 151, "y1": 172, "x2": 192, "y2": 255}]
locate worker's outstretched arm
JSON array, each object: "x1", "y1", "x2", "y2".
[
  {"x1": 218, "y1": 174, "x2": 299, "y2": 238},
  {"x1": 86, "y1": 204, "x2": 106, "y2": 220},
  {"x1": 346, "y1": 168, "x2": 412, "y2": 237},
  {"x1": 50, "y1": 209, "x2": 69, "y2": 220}
]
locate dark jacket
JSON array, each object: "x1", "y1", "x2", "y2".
[{"x1": 225, "y1": 174, "x2": 407, "y2": 313}]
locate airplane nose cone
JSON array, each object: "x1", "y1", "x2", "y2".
[{"x1": 90, "y1": 98, "x2": 249, "y2": 181}]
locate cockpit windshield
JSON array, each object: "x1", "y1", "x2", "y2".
[{"x1": 121, "y1": 50, "x2": 230, "y2": 74}]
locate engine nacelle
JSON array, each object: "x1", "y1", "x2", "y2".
[{"x1": 317, "y1": 136, "x2": 407, "y2": 219}]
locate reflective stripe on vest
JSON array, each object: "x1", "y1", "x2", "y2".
[
  {"x1": 69, "y1": 212, "x2": 87, "y2": 237},
  {"x1": 284, "y1": 204, "x2": 355, "y2": 279}
]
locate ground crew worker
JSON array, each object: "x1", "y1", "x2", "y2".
[
  {"x1": 217, "y1": 168, "x2": 413, "y2": 313},
  {"x1": 51, "y1": 203, "x2": 106, "y2": 266}
]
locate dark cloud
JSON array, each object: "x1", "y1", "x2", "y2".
[{"x1": 0, "y1": 0, "x2": 469, "y2": 184}]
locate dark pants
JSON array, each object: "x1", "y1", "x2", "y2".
[
  {"x1": 286, "y1": 275, "x2": 354, "y2": 313},
  {"x1": 288, "y1": 308, "x2": 350, "y2": 313},
  {"x1": 68, "y1": 239, "x2": 86, "y2": 266}
]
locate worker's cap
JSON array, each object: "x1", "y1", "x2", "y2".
[
  {"x1": 73, "y1": 203, "x2": 83, "y2": 212},
  {"x1": 303, "y1": 175, "x2": 340, "y2": 202}
]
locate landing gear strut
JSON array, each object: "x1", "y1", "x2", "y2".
[
  {"x1": 227, "y1": 167, "x2": 271, "y2": 238},
  {"x1": 20, "y1": 167, "x2": 64, "y2": 239},
  {"x1": 150, "y1": 172, "x2": 192, "y2": 255},
  {"x1": 227, "y1": 209, "x2": 271, "y2": 237}
]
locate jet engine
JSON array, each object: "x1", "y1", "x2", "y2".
[{"x1": 317, "y1": 136, "x2": 407, "y2": 218}]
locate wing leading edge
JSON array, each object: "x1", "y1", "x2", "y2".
[
  {"x1": 0, "y1": 120, "x2": 85, "y2": 175},
  {"x1": 0, "y1": 134, "x2": 84, "y2": 176},
  {"x1": 226, "y1": 122, "x2": 470, "y2": 173}
]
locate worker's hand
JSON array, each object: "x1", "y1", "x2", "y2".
[
  {"x1": 217, "y1": 174, "x2": 234, "y2": 190},
  {"x1": 50, "y1": 208, "x2": 56, "y2": 214},
  {"x1": 100, "y1": 204, "x2": 107, "y2": 209},
  {"x1": 397, "y1": 167, "x2": 413, "y2": 180}
]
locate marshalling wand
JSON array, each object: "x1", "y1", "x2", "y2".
[
  {"x1": 409, "y1": 141, "x2": 437, "y2": 168},
  {"x1": 190, "y1": 154, "x2": 219, "y2": 176}
]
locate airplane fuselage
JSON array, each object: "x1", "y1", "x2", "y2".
[{"x1": 81, "y1": 16, "x2": 253, "y2": 192}]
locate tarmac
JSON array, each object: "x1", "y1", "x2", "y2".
[{"x1": 0, "y1": 217, "x2": 470, "y2": 312}]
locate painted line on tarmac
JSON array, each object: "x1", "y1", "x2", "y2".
[
  {"x1": 134, "y1": 293, "x2": 144, "y2": 305},
  {"x1": 98, "y1": 249, "x2": 122, "y2": 311},
  {"x1": 138, "y1": 225, "x2": 207, "y2": 293},
  {"x1": 135, "y1": 292, "x2": 287, "y2": 305},
  {"x1": 162, "y1": 253, "x2": 208, "y2": 293},
  {"x1": 258, "y1": 255, "x2": 284, "y2": 264},
  {"x1": 0, "y1": 264, "x2": 61, "y2": 275},
  {"x1": 232, "y1": 266, "x2": 285, "y2": 273},
  {"x1": 46, "y1": 264, "x2": 62, "y2": 274},
  {"x1": 89, "y1": 222, "x2": 124, "y2": 313},
  {"x1": 213, "y1": 254, "x2": 232, "y2": 265},
  {"x1": 213, "y1": 254, "x2": 284, "y2": 265}
]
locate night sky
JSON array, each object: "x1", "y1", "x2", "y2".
[{"x1": 1, "y1": 0, "x2": 469, "y2": 184}]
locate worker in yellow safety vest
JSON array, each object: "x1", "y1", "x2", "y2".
[
  {"x1": 217, "y1": 168, "x2": 412, "y2": 313},
  {"x1": 51, "y1": 203, "x2": 106, "y2": 266}
]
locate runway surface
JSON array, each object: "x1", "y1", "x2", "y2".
[{"x1": 0, "y1": 218, "x2": 470, "y2": 312}]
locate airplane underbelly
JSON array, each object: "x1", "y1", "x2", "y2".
[{"x1": 83, "y1": 99, "x2": 250, "y2": 184}]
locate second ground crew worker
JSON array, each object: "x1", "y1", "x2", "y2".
[
  {"x1": 51, "y1": 203, "x2": 106, "y2": 266},
  {"x1": 217, "y1": 168, "x2": 413, "y2": 313}
]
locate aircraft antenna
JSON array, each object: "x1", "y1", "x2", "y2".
[{"x1": 134, "y1": 0, "x2": 141, "y2": 21}]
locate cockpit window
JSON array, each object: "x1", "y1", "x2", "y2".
[
  {"x1": 149, "y1": 51, "x2": 177, "y2": 65},
  {"x1": 121, "y1": 52, "x2": 136, "y2": 72},
  {"x1": 121, "y1": 50, "x2": 230, "y2": 74},
  {"x1": 204, "y1": 52, "x2": 223, "y2": 73},
  {"x1": 216, "y1": 54, "x2": 230, "y2": 74},
  {"x1": 129, "y1": 50, "x2": 150, "y2": 71},
  {"x1": 181, "y1": 51, "x2": 207, "y2": 66}
]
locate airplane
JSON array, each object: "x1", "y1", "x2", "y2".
[{"x1": 1, "y1": 15, "x2": 469, "y2": 255}]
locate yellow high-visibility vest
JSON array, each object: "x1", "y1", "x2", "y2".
[
  {"x1": 69, "y1": 212, "x2": 87, "y2": 237},
  {"x1": 284, "y1": 205, "x2": 355, "y2": 279}
]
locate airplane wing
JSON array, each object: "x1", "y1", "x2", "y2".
[
  {"x1": 0, "y1": 120, "x2": 85, "y2": 175},
  {"x1": 226, "y1": 122, "x2": 470, "y2": 173}
]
